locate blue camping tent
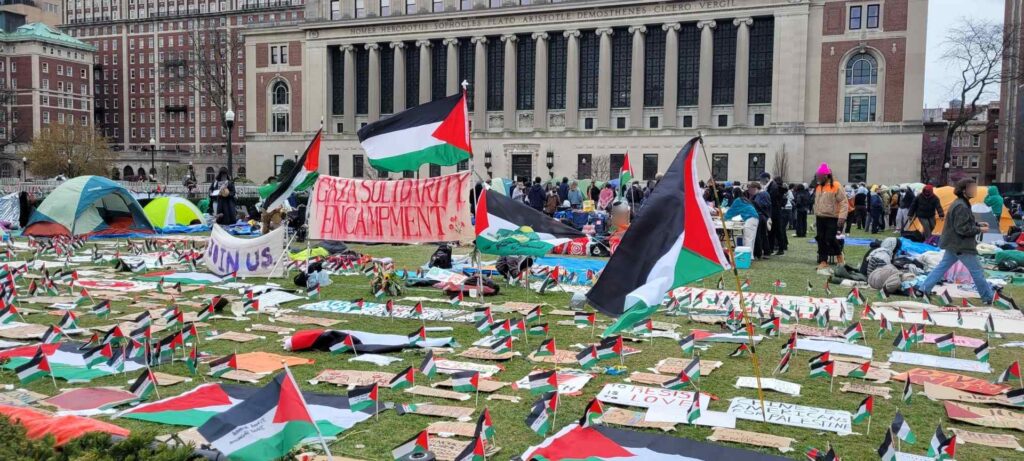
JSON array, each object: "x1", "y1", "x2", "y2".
[{"x1": 25, "y1": 176, "x2": 154, "y2": 237}]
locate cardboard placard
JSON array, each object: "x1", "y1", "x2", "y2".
[
  {"x1": 249, "y1": 323, "x2": 294, "y2": 334},
  {"x1": 894, "y1": 368, "x2": 1009, "y2": 396},
  {"x1": 457, "y1": 347, "x2": 515, "y2": 361},
  {"x1": 839, "y1": 381, "x2": 892, "y2": 399},
  {"x1": 795, "y1": 338, "x2": 873, "y2": 359},
  {"x1": 626, "y1": 372, "x2": 672, "y2": 386},
  {"x1": 0, "y1": 324, "x2": 50, "y2": 339},
  {"x1": 944, "y1": 401, "x2": 1024, "y2": 431},
  {"x1": 0, "y1": 389, "x2": 47, "y2": 406},
  {"x1": 923, "y1": 382, "x2": 1013, "y2": 407},
  {"x1": 217, "y1": 369, "x2": 263, "y2": 383},
  {"x1": 888, "y1": 351, "x2": 991, "y2": 373},
  {"x1": 727, "y1": 398, "x2": 853, "y2": 434},
  {"x1": 653, "y1": 358, "x2": 722, "y2": 376},
  {"x1": 601, "y1": 407, "x2": 675, "y2": 431},
  {"x1": 435, "y1": 359, "x2": 502, "y2": 377},
  {"x1": 834, "y1": 360, "x2": 891, "y2": 383},
  {"x1": 428, "y1": 436, "x2": 499, "y2": 461},
  {"x1": 208, "y1": 331, "x2": 263, "y2": 343},
  {"x1": 486, "y1": 394, "x2": 521, "y2": 403},
  {"x1": 950, "y1": 428, "x2": 1024, "y2": 451},
  {"x1": 780, "y1": 323, "x2": 844, "y2": 338},
  {"x1": 398, "y1": 403, "x2": 475, "y2": 421},
  {"x1": 735, "y1": 377, "x2": 801, "y2": 396},
  {"x1": 275, "y1": 314, "x2": 343, "y2": 327},
  {"x1": 153, "y1": 372, "x2": 187, "y2": 386},
  {"x1": 526, "y1": 349, "x2": 578, "y2": 365},
  {"x1": 404, "y1": 385, "x2": 471, "y2": 401},
  {"x1": 309, "y1": 369, "x2": 394, "y2": 387},
  {"x1": 434, "y1": 378, "x2": 508, "y2": 393},
  {"x1": 707, "y1": 427, "x2": 796, "y2": 453},
  {"x1": 596, "y1": 383, "x2": 699, "y2": 410},
  {"x1": 427, "y1": 421, "x2": 477, "y2": 437}
]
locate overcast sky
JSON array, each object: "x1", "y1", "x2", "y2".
[{"x1": 924, "y1": 0, "x2": 1005, "y2": 108}]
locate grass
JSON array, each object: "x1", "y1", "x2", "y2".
[{"x1": 3, "y1": 224, "x2": 1024, "y2": 461}]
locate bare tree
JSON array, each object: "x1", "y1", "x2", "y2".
[
  {"x1": 25, "y1": 124, "x2": 113, "y2": 178},
  {"x1": 939, "y1": 19, "x2": 1023, "y2": 185},
  {"x1": 590, "y1": 155, "x2": 611, "y2": 182},
  {"x1": 165, "y1": 17, "x2": 242, "y2": 135},
  {"x1": 772, "y1": 145, "x2": 790, "y2": 183}
]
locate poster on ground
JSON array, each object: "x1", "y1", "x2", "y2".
[
  {"x1": 307, "y1": 172, "x2": 473, "y2": 243},
  {"x1": 203, "y1": 225, "x2": 285, "y2": 277}
]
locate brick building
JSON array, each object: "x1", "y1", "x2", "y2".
[
  {"x1": 243, "y1": 0, "x2": 929, "y2": 186},
  {"x1": 943, "y1": 102, "x2": 999, "y2": 185},
  {"x1": 60, "y1": 0, "x2": 304, "y2": 182},
  {"x1": 1, "y1": 22, "x2": 94, "y2": 178}
]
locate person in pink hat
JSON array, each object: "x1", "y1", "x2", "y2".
[{"x1": 812, "y1": 163, "x2": 849, "y2": 274}]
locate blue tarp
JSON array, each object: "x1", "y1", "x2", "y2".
[
  {"x1": 808, "y1": 237, "x2": 876, "y2": 246},
  {"x1": 899, "y1": 237, "x2": 940, "y2": 257},
  {"x1": 536, "y1": 256, "x2": 607, "y2": 278},
  {"x1": 158, "y1": 224, "x2": 212, "y2": 234}
]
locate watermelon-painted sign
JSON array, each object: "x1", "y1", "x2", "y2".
[
  {"x1": 203, "y1": 225, "x2": 285, "y2": 277},
  {"x1": 307, "y1": 172, "x2": 472, "y2": 243}
]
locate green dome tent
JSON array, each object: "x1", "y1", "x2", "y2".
[
  {"x1": 143, "y1": 196, "x2": 205, "y2": 228},
  {"x1": 24, "y1": 176, "x2": 154, "y2": 237}
]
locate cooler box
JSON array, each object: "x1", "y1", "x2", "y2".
[{"x1": 734, "y1": 246, "x2": 752, "y2": 269}]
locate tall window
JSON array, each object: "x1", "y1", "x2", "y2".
[
  {"x1": 381, "y1": 45, "x2": 394, "y2": 113},
  {"x1": 331, "y1": 0, "x2": 340, "y2": 19},
  {"x1": 353, "y1": 155, "x2": 365, "y2": 178},
  {"x1": 380, "y1": 0, "x2": 390, "y2": 15},
  {"x1": 354, "y1": 0, "x2": 365, "y2": 18},
  {"x1": 577, "y1": 154, "x2": 592, "y2": 179},
  {"x1": 642, "y1": 154, "x2": 658, "y2": 180},
  {"x1": 406, "y1": 0, "x2": 416, "y2": 14},
  {"x1": 579, "y1": 31, "x2": 599, "y2": 109},
  {"x1": 460, "y1": 0, "x2": 471, "y2": 9},
  {"x1": 677, "y1": 23, "x2": 700, "y2": 106},
  {"x1": 609, "y1": 154, "x2": 625, "y2": 181},
  {"x1": 516, "y1": 36, "x2": 535, "y2": 110},
  {"x1": 843, "y1": 53, "x2": 878, "y2": 122},
  {"x1": 329, "y1": 154, "x2": 340, "y2": 176},
  {"x1": 644, "y1": 26, "x2": 666, "y2": 107},
  {"x1": 331, "y1": 47, "x2": 343, "y2": 115},
  {"x1": 849, "y1": 5, "x2": 863, "y2": 30},
  {"x1": 405, "y1": 41, "x2": 419, "y2": 109},
  {"x1": 548, "y1": 33, "x2": 567, "y2": 109},
  {"x1": 458, "y1": 38, "x2": 475, "y2": 111},
  {"x1": 748, "y1": 18, "x2": 774, "y2": 104},
  {"x1": 356, "y1": 46, "x2": 369, "y2": 114},
  {"x1": 747, "y1": 153, "x2": 765, "y2": 181},
  {"x1": 712, "y1": 153, "x2": 729, "y2": 181},
  {"x1": 433, "y1": 0, "x2": 443, "y2": 12},
  {"x1": 712, "y1": 21, "x2": 736, "y2": 105},
  {"x1": 849, "y1": 153, "x2": 867, "y2": 183},
  {"x1": 270, "y1": 80, "x2": 290, "y2": 133},
  {"x1": 432, "y1": 40, "x2": 446, "y2": 100},
  {"x1": 429, "y1": 164, "x2": 441, "y2": 177},
  {"x1": 487, "y1": 38, "x2": 504, "y2": 111},
  {"x1": 866, "y1": 4, "x2": 880, "y2": 29},
  {"x1": 611, "y1": 28, "x2": 631, "y2": 108}
]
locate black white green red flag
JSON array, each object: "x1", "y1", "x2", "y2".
[
  {"x1": 474, "y1": 189, "x2": 583, "y2": 256},
  {"x1": 262, "y1": 129, "x2": 321, "y2": 213},
  {"x1": 358, "y1": 92, "x2": 471, "y2": 172},
  {"x1": 587, "y1": 138, "x2": 730, "y2": 335}
]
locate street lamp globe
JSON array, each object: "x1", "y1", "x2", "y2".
[
  {"x1": 225, "y1": 110, "x2": 235, "y2": 124},
  {"x1": 149, "y1": 138, "x2": 156, "y2": 148}
]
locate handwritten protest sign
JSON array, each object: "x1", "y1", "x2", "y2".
[
  {"x1": 396, "y1": 403, "x2": 475, "y2": 421},
  {"x1": 944, "y1": 401, "x2": 1024, "y2": 431},
  {"x1": 894, "y1": 368, "x2": 1008, "y2": 395},
  {"x1": 922, "y1": 382, "x2": 1014, "y2": 407},
  {"x1": 307, "y1": 172, "x2": 473, "y2": 243},
  {"x1": 514, "y1": 370, "x2": 592, "y2": 394},
  {"x1": 727, "y1": 398, "x2": 853, "y2": 434},
  {"x1": 888, "y1": 351, "x2": 991, "y2": 373},
  {"x1": 707, "y1": 428, "x2": 796, "y2": 453},
  {"x1": 735, "y1": 377, "x2": 801, "y2": 396},
  {"x1": 596, "y1": 383, "x2": 701, "y2": 410},
  {"x1": 203, "y1": 225, "x2": 284, "y2": 277},
  {"x1": 840, "y1": 381, "x2": 892, "y2": 399},
  {"x1": 950, "y1": 428, "x2": 1024, "y2": 451},
  {"x1": 601, "y1": 407, "x2": 676, "y2": 431}
]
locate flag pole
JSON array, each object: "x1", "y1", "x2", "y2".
[
  {"x1": 282, "y1": 361, "x2": 333, "y2": 461},
  {"x1": 867, "y1": 412, "x2": 872, "y2": 436},
  {"x1": 696, "y1": 134, "x2": 769, "y2": 422}
]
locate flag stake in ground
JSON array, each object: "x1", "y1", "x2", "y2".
[
  {"x1": 281, "y1": 361, "x2": 333, "y2": 461},
  {"x1": 697, "y1": 136, "x2": 768, "y2": 422}
]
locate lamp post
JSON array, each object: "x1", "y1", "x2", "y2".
[
  {"x1": 21, "y1": 157, "x2": 26, "y2": 181},
  {"x1": 149, "y1": 137, "x2": 156, "y2": 181},
  {"x1": 546, "y1": 151, "x2": 555, "y2": 179},
  {"x1": 66, "y1": 158, "x2": 71, "y2": 178},
  {"x1": 165, "y1": 162, "x2": 169, "y2": 183},
  {"x1": 188, "y1": 161, "x2": 194, "y2": 181},
  {"x1": 224, "y1": 109, "x2": 235, "y2": 179}
]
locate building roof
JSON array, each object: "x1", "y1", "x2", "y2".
[{"x1": 0, "y1": 22, "x2": 95, "y2": 52}]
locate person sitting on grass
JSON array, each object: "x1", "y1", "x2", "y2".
[{"x1": 723, "y1": 186, "x2": 759, "y2": 252}]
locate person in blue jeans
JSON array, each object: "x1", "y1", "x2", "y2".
[{"x1": 914, "y1": 178, "x2": 994, "y2": 304}]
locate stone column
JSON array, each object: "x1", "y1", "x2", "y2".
[
  {"x1": 596, "y1": 27, "x2": 613, "y2": 129},
  {"x1": 444, "y1": 38, "x2": 459, "y2": 94},
  {"x1": 662, "y1": 23, "x2": 680, "y2": 128},
  {"x1": 733, "y1": 17, "x2": 753, "y2": 126},
  {"x1": 564, "y1": 30, "x2": 581, "y2": 130},
  {"x1": 342, "y1": 44, "x2": 356, "y2": 133},
  {"x1": 628, "y1": 25, "x2": 646, "y2": 129},
  {"x1": 471, "y1": 36, "x2": 488, "y2": 131},
  {"x1": 532, "y1": 32, "x2": 549, "y2": 131},
  {"x1": 501, "y1": 34, "x2": 517, "y2": 131},
  {"x1": 366, "y1": 43, "x2": 381, "y2": 122},
  {"x1": 696, "y1": 20, "x2": 716, "y2": 127},
  {"x1": 391, "y1": 41, "x2": 406, "y2": 113},
  {"x1": 417, "y1": 40, "x2": 432, "y2": 104}
]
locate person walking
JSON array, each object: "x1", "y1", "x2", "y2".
[
  {"x1": 761, "y1": 172, "x2": 787, "y2": 255},
  {"x1": 527, "y1": 177, "x2": 546, "y2": 212},
  {"x1": 793, "y1": 183, "x2": 811, "y2": 237},
  {"x1": 724, "y1": 186, "x2": 759, "y2": 251},
  {"x1": 895, "y1": 186, "x2": 915, "y2": 232},
  {"x1": 888, "y1": 187, "x2": 901, "y2": 230},
  {"x1": 813, "y1": 163, "x2": 849, "y2": 274},
  {"x1": 909, "y1": 184, "x2": 944, "y2": 241},
  {"x1": 210, "y1": 167, "x2": 237, "y2": 225},
  {"x1": 869, "y1": 186, "x2": 885, "y2": 234},
  {"x1": 557, "y1": 177, "x2": 570, "y2": 203},
  {"x1": 914, "y1": 179, "x2": 994, "y2": 304},
  {"x1": 752, "y1": 182, "x2": 773, "y2": 259}
]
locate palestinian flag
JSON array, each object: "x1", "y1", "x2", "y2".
[
  {"x1": 130, "y1": 324, "x2": 151, "y2": 342},
  {"x1": 729, "y1": 343, "x2": 749, "y2": 357},
  {"x1": 475, "y1": 317, "x2": 493, "y2": 334},
  {"x1": 902, "y1": 379, "x2": 913, "y2": 403},
  {"x1": 938, "y1": 290, "x2": 954, "y2": 306},
  {"x1": 956, "y1": 309, "x2": 964, "y2": 326},
  {"x1": 847, "y1": 361, "x2": 871, "y2": 379},
  {"x1": 40, "y1": 325, "x2": 63, "y2": 344},
  {"x1": 664, "y1": 357, "x2": 699, "y2": 390},
  {"x1": 285, "y1": 329, "x2": 454, "y2": 354},
  {"x1": 91, "y1": 299, "x2": 110, "y2": 318},
  {"x1": 890, "y1": 411, "x2": 917, "y2": 443},
  {"x1": 574, "y1": 312, "x2": 595, "y2": 326},
  {"x1": 847, "y1": 288, "x2": 865, "y2": 306},
  {"x1": 781, "y1": 333, "x2": 797, "y2": 354},
  {"x1": 851, "y1": 396, "x2": 873, "y2": 424},
  {"x1": 263, "y1": 129, "x2": 321, "y2": 212},
  {"x1": 893, "y1": 327, "x2": 911, "y2": 351},
  {"x1": 935, "y1": 332, "x2": 955, "y2": 353},
  {"x1": 597, "y1": 335, "x2": 623, "y2": 360},
  {"x1": 476, "y1": 407, "x2": 496, "y2": 444},
  {"x1": 525, "y1": 398, "x2": 553, "y2": 436},
  {"x1": 995, "y1": 361, "x2": 1022, "y2": 384},
  {"x1": 843, "y1": 322, "x2": 864, "y2": 343},
  {"x1": 451, "y1": 370, "x2": 480, "y2": 392},
  {"x1": 878, "y1": 429, "x2": 897, "y2": 461},
  {"x1": 878, "y1": 316, "x2": 891, "y2": 337},
  {"x1": 985, "y1": 313, "x2": 996, "y2": 334},
  {"x1": 927, "y1": 425, "x2": 955, "y2": 459},
  {"x1": 678, "y1": 334, "x2": 695, "y2": 355},
  {"x1": 83, "y1": 343, "x2": 114, "y2": 369},
  {"x1": 862, "y1": 303, "x2": 876, "y2": 320},
  {"x1": 775, "y1": 350, "x2": 792, "y2": 374},
  {"x1": 14, "y1": 348, "x2": 50, "y2": 384},
  {"x1": 808, "y1": 351, "x2": 828, "y2": 366},
  {"x1": 419, "y1": 349, "x2": 437, "y2": 379},
  {"x1": 580, "y1": 398, "x2": 604, "y2": 427},
  {"x1": 535, "y1": 338, "x2": 557, "y2": 357},
  {"x1": 475, "y1": 189, "x2": 584, "y2": 257},
  {"x1": 809, "y1": 360, "x2": 834, "y2": 379},
  {"x1": 529, "y1": 370, "x2": 558, "y2": 395},
  {"x1": 389, "y1": 366, "x2": 415, "y2": 391},
  {"x1": 243, "y1": 299, "x2": 260, "y2": 315},
  {"x1": 618, "y1": 154, "x2": 634, "y2": 189},
  {"x1": 759, "y1": 316, "x2": 780, "y2": 335},
  {"x1": 526, "y1": 306, "x2": 543, "y2": 323},
  {"x1": 130, "y1": 368, "x2": 157, "y2": 400},
  {"x1": 348, "y1": 384, "x2": 379, "y2": 412},
  {"x1": 197, "y1": 372, "x2": 319, "y2": 461},
  {"x1": 133, "y1": 311, "x2": 152, "y2": 328},
  {"x1": 922, "y1": 309, "x2": 935, "y2": 324},
  {"x1": 0, "y1": 304, "x2": 18, "y2": 324},
  {"x1": 210, "y1": 354, "x2": 238, "y2": 377},
  {"x1": 1006, "y1": 387, "x2": 1024, "y2": 406},
  {"x1": 994, "y1": 291, "x2": 1018, "y2": 310},
  {"x1": 196, "y1": 303, "x2": 214, "y2": 322},
  {"x1": 408, "y1": 327, "x2": 427, "y2": 345},
  {"x1": 576, "y1": 346, "x2": 598, "y2": 369},
  {"x1": 358, "y1": 91, "x2": 471, "y2": 172},
  {"x1": 329, "y1": 333, "x2": 356, "y2": 354},
  {"x1": 587, "y1": 139, "x2": 729, "y2": 336},
  {"x1": 187, "y1": 343, "x2": 199, "y2": 374},
  {"x1": 454, "y1": 436, "x2": 486, "y2": 461},
  {"x1": 474, "y1": 306, "x2": 493, "y2": 323},
  {"x1": 489, "y1": 336, "x2": 513, "y2": 354},
  {"x1": 528, "y1": 323, "x2": 550, "y2": 337},
  {"x1": 974, "y1": 341, "x2": 990, "y2": 362},
  {"x1": 57, "y1": 311, "x2": 77, "y2": 330},
  {"x1": 686, "y1": 396, "x2": 701, "y2": 424},
  {"x1": 100, "y1": 325, "x2": 125, "y2": 345}
]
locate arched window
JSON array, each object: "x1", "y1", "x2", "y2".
[
  {"x1": 270, "y1": 80, "x2": 290, "y2": 133},
  {"x1": 110, "y1": 167, "x2": 120, "y2": 180},
  {"x1": 149, "y1": 167, "x2": 157, "y2": 178},
  {"x1": 137, "y1": 166, "x2": 148, "y2": 178},
  {"x1": 205, "y1": 167, "x2": 216, "y2": 183},
  {"x1": 843, "y1": 53, "x2": 878, "y2": 123},
  {"x1": 124, "y1": 165, "x2": 134, "y2": 178},
  {"x1": 0, "y1": 163, "x2": 11, "y2": 178}
]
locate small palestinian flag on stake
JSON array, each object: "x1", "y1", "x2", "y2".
[
  {"x1": 348, "y1": 383, "x2": 379, "y2": 412},
  {"x1": 935, "y1": 332, "x2": 955, "y2": 353},
  {"x1": 576, "y1": 345, "x2": 598, "y2": 369},
  {"x1": 878, "y1": 429, "x2": 897, "y2": 461},
  {"x1": 902, "y1": 379, "x2": 913, "y2": 403},
  {"x1": 391, "y1": 431, "x2": 430, "y2": 461},
  {"x1": 663, "y1": 357, "x2": 700, "y2": 389},
  {"x1": 852, "y1": 395, "x2": 873, "y2": 424},
  {"x1": 596, "y1": 335, "x2": 623, "y2": 360},
  {"x1": 453, "y1": 436, "x2": 486, "y2": 461},
  {"x1": 83, "y1": 343, "x2": 113, "y2": 369},
  {"x1": 91, "y1": 299, "x2": 111, "y2": 318},
  {"x1": 419, "y1": 349, "x2": 437, "y2": 379},
  {"x1": 329, "y1": 333, "x2": 357, "y2": 355},
  {"x1": 407, "y1": 327, "x2": 427, "y2": 345},
  {"x1": 130, "y1": 368, "x2": 158, "y2": 400},
  {"x1": 209, "y1": 354, "x2": 237, "y2": 377},
  {"x1": 451, "y1": 370, "x2": 480, "y2": 393},
  {"x1": 1006, "y1": 387, "x2": 1024, "y2": 406},
  {"x1": 847, "y1": 361, "x2": 871, "y2": 379},
  {"x1": 15, "y1": 348, "x2": 50, "y2": 384},
  {"x1": 995, "y1": 361, "x2": 1021, "y2": 384},
  {"x1": 528, "y1": 323, "x2": 549, "y2": 337},
  {"x1": 525, "y1": 397, "x2": 553, "y2": 436},
  {"x1": 678, "y1": 333, "x2": 695, "y2": 355},
  {"x1": 579, "y1": 398, "x2": 604, "y2": 427},
  {"x1": 775, "y1": 350, "x2": 792, "y2": 374},
  {"x1": 994, "y1": 290, "x2": 1018, "y2": 310},
  {"x1": 476, "y1": 407, "x2": 496, "y2": 444},
  {"x1": 686, "y1": 395, "x2": 701, "y2": 424},
  {"x1": 985, "y1": 313, "x2": 996, "y2": 334},
  {"x1": 890, "y1": 411, "x2": 917, "y2": 444},
  {"x1": 40, "y1": 325, "x2": 63, "y2": 344},
  {"x1": 574, "y1": 311, "x2": 595, "y2": 326},
  {"x1": 927, "y1": 425, "x2": 956, "y2": 460},
  {"x1": 974, "y1": 340, "x2": 990, "y2": 362},
  {"x1": 528, "y1": 370, "x2": 558, "y2": 395},
  {"x1": 389, "y1": 366, "x2": 415, "y2": 391},
  {"x1": 809, "y1": 360, "x2": 834, "y2": 379},
  {"x1": 843, "y1": 322, "x2": 864, "y2": 343},
  {"x1": 729, "y1": 343, "x2": 749, "y2": 357},
  {"x1": 535, "y1": 338, "x2": 556, "y2": 357},
  {"x1": 57, "y1": 311, "x2": 77, "y2": 330},
  {"x1": 186, "y1": 342, "x2": 199, "y2": 374}
]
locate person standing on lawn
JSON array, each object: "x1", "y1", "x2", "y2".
[
  {"x1": 792, "y1": 183, "x2": 811, "y2": 238},
  {"x1": 914, "y1": 178, "x2": 994, "y2": 304},
  {"x1": 724, "y1": 186, "x2": 759, "y2": 252},
  {"x1": 909, "y1": 184, "x2": 944, "y2": 241},
  {"x1": 813, "y1": 163, "x2": 849, "y2": 274}
]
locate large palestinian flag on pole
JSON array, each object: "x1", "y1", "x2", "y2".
[
  {"x1": 262, "y1": 128, "x2": 321, "y2": 212},
  {"x1": 522, "y1": 424, "x2": 791, "y2": 460},
  {"x1": 357, "y1": 91, "x2": 471, "y2": 172},
  {"x1": 586, "y1": 137, "x2": 730, "y2": 336},
  {"x1": 475, "y1": 189, "x2": 584, "y2": 256}
]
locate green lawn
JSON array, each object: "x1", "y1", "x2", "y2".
[{"x1": 3, "y1": 225, "x2": 1023, "y2": 461}]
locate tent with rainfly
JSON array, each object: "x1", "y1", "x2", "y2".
[
  {"x1": 24, "y1": 176, "x2": 155, "y2": 237},
  {"x1": 143, "y1": 196, "x2": 205, "y2": 228}
]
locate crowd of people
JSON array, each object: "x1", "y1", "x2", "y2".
[{"x1": 495, "y1": 176, "x2": 663, "y2": 217}]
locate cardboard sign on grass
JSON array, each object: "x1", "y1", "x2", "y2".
[
  {"x1": 894, "y1": 368, "x2": 1009, "y2": 395},
  {"x1": 601, "y1": 407, "x2": 676, "y2": 431},
  {"x1": 888, "y1": 351, "x2": 991, "y2": 373},
  {"x1": 922, "y1": 382, "x2": 1014, "y2": 407},
  {"x1": 397, "y1": 403, "x2": 475, "y2": 421},
  {"x1": 653, "y1": 358, "x2": 722, "y2": 376},
  {"x1": 735, "y1": 377, "x2": 801, "y2": 397},
  {"x1": 839, "y1": 381, "x2": 892, "y2": 399},
  {"x1": 707, "y1": 427, "x2": 796, "y2": 453},
  {"x1": 309, "y1": 369, "x2": 395, "y2": 387},
  {"x1": 944, "y1": 401, "x2": 1024, "y2": 431},
  {"x1": 727, "y1": 398, "x2": 853, "y2": 435},
  {"x1": 950, "y1": 428, "x2": 1024, "y2": 451}
]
